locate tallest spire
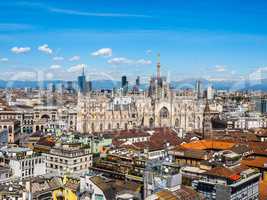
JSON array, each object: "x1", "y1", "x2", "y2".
[
  {"x1": 82, "y1": 66, "x2": 85, "y2": 76},
  {"x1": 157, "y1": 53, "x2": 161, "y2": 79}
]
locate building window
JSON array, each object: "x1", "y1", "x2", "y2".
[
  {"x1": 91, "y1": 123, "x2": 95, "y2": 132},
  {"x1": 160, "y1": 107, "x2": 169, "y2": 118},
  {"x1": 8, "y1": 126, "x2": 12, "y2": 133}
]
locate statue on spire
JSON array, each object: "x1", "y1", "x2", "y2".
[{"x1": 157, "y1": 53, "x2": 161, "y2": 79}]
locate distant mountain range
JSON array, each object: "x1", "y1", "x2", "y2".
[{"x1": 0, "y1": 78, "x2": 267, "y2": 91}]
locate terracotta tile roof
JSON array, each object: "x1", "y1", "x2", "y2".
[
  {"x1": 251, "y1": 128, "x2": 267, "y2": 137},
  {"x1": 115, "y1": 128, "x2": 182, "y2": 151},
  {"x1": 149, "y1": 128, "x2": 182, "y2": 148},
  {"x1": 230, "y1": 144, "x2": 253, "y2": 155},
  {"x1": 241, "y1": 157, "x2": 267, "y2": 169},
  {"x1": 204, "y1": 164, "x2": 249, "y2": 179},
  {"x1": 155, "y1": 186, "x2": 204, "y2": 200},
  {"x1": 90, "y1": 176, "x2": 141, "y2": 200},
  {"x1": 181, "y1": 140, "x2": 235, "y2": 150},
  {"x1": 259, "y1": 181, "x2": 267, "y2": 200},
  {"x1": 247, "y1": 142, "x2": 267, "y2": 156},
  {"x1": 113, "y1": 129, "x2": 150, "y2": 139},
  {"x1": 169, "y1": 146, "x2": 210, "y2": 160}
]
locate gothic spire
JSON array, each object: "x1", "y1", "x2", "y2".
[{"x1": 157, "y1": 53, "x2": 161, "y2": 79}]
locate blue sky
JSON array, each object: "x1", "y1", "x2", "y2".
[{"x1": 0, "y1": 0, "x2": 267, "y2": 82}]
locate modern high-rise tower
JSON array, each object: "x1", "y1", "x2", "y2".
[
  {"x1": 195, "y1": 80, "x2": 203, "y2": 99},
  {"x1": 121, "y1": 75, "x2": 128, "y2": 95},
  {"x1": 78, "y1": 67, "x2": 86, "y2": 93}
]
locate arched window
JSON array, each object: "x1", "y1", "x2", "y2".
[
  {"x1": 160, "y1": 107, "x2": 169, "y2": 118},
  {"x1": 116, "y1": 123, "x2": 120, "y2": 129},
  {"x1": 124, "y1": 123, "x2": 128, "y2": 130},
  {"x1": 149, "y1": 118, "x2": 154, "y2": 129},
  {"x1": 100, "y1": 123, "x2": 103, "y2": 131},
  {"x1": 108, "y1": 123, "x2": 111, "y2": 130},
  {"x1": 8, "y1": 126, "x2": 12, "y2": 133},
  {"x1": 175, "y1": 118, "x2": 180, "y2": 127},
  {"x1": 91, "y1": 123, "x2": 95, "y2": 132}
]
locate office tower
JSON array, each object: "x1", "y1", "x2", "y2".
[
  {"x1": 57, "y1": 83, "x2": 64, "y2": 94},
  {"x1": 48, "y1": 83, "x2": 56, "y2": 93},
  {"x1": 195, "y1": 80, "x2": 202, "y2": 99},
  {"x1": 121, "y1": 75, "x2": 128, "y2": 95},
  {"x1": 255, "y1": 98, "x2": 267, "y2": 114},
  {"x1": 86, "y1": 81, "x2": 92, "y2": 92},
  {"x1": 67, "y1": 81, "x2": 74, "y2": 93},
  {"x1": 121, "y1": 75, "x2": 127, "y2": 88},
  {"x1": 133, "y1": 76, "x2": 140, "y2": 93},
  {"x1": 136, "y1": 76, "x2": 140, "y2": 87},
  {"x1": 78, "y1": 68, "x2": 86, "y2": 93},
  {"x1": 207, "y1": 85, "x2": 215, "y2": 100}
]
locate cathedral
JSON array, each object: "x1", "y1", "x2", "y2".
[{"x1": 77, "y1": 55, "x2": 211, "y2": 134}]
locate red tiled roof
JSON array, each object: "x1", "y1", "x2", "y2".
[
  {"x1": 204, "y1": 164, "x2": 249, "y2": 179},
  {"x1": 113, "y1": 129, "x2": 150, "y2": 139},
  {"x1": 114, "y1": 128, "x2": 182, "y2": 151},
  {"x1": 241, "y1": 157, "x2": 267, "y2": 169},
  {"x1": 181, "y1": 140, "x2": 235, "y2": 150},
  {"x1": 260, "y1": 181, "x2": 267, "y2": 200}
]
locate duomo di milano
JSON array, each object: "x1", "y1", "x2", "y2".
[{"x1": 77, "y1": 56, "x2": 214, "y2": 134}]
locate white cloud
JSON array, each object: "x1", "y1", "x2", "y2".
[
  {"x1": 9, "y1": 71, "x2": 36, "y2": 81},
  {"x1": 53, "y1": 56, "x2": 64, "y2": 61},
  {"x1": 49, "y1": 8, "x2": 150, "y2": 18},
  {"x1": 50, "y1": 64, "x2": 61, "y2": 69},
  {"x1": 67, "y1": 64, "x2": 86, "y2": 73},
  {"x1": 0, "y1": 57, "x2": 8, "y2": 62},
  {"x1": 255, "y1": 67, "x2": 267, "y2": 73},
  {"x1": 46, "y1": 73, "x2": 54, "y2": 79},
  {"x1": 107, "y1": 57, "x2": 152, "y2": 65},
  {"x1": 69, "y1": 55, "x2": 80, "y2": 61},
  {"x1": 92, "y1": 48, "x2": 112, "y2": 57},
  {"x1": 212, "y1": 65, "x2": 226, "y2": 72},
  {"x1": 136, "y1": 59, "x2": 152, "y2": 65},
  {"x1": 107, "y1": 57, "x2": 133, "y2": 65},
  {"x1": 11, "y1": 46, "x2": 31, "y2": 54},
  {"x1": 38, "y1": 44, "x2": 53, "y2": 54},
  {"x1": 248, "y1": 67, "x2": 267, "y2": 81}
]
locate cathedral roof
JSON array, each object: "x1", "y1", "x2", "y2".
[{"x1": 204, "y1": 100, "x2": 210, "y2": 113}]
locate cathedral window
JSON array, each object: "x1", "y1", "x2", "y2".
[{"x1": 160, "y1": 107, "x2": 169, "y2": 118}]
